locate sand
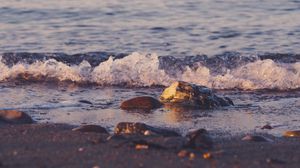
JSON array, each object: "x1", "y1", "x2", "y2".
[{"x1": 0, "y1": 123, "x2": 299, "y2": 168}]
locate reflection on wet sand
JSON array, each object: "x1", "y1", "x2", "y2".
[
  {"x1": 162, "y1": 104, "x2": 212, "y2": 123},
  {"x1": 0, "y1": 83, "x2": 299, "y2": 136}
]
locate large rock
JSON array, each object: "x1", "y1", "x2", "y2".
[
  {"x1": 160, "y1": 81, "x2": 233, "y2": 109},
  {"x1": 0, "y1": 110, "x2": 34, "y2": 124},
  {"x1": 120, "y1": 96, "x2": 162, "y2": 110},
  {"x1": 114, "y1": 122, "x2": 180, "y2": 137}
]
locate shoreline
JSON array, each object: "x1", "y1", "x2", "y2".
[{"x1": 1, "y1": 123, "x2": 299, "y2": 168}]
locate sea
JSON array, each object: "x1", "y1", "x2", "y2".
[{"x1": 0, "y1": 0, "x2": 299, "y2": 136}]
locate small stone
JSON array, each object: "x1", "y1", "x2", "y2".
[
  {"x1": 120, "y1": 96, "x2": 162, "y2": 110},
  {"x1": 144, "y1": 130, "x2": 151, "y2": 136},
  {"x1": 242, "y1": 135, "x2": 273, "y2": 142},
  {"x1": 114, "y1": 122, "x2": 179, "y2": 137},
  {"x1": 135, "y1": 144, "x2": 149, "y2": 150},
  {"x1": 184, "y1": 129, "x2": 213, "y2": 150},
  {"x1": 0, "y1": 110, "x2": 33, "y2": 124},
  {"x1": 144, "y1": 130, "x2": 157, "y2": 136},
  {"x1": 189, "y1": 153, "x2": 196, "y2": 160},
  {"x1": 92, "y1": 166, "x2": 100, "y2": 168},
  {"x1": 283, "y1": 130, "x2": 300, "y2": 137},
  {"x1": 177, "y1": 150, "x2": 189, "y2": 158},
  {"x1": 72, "y1": 125, "x2": 109, "y2": 134},
  {"x1": 132, "y1": 140, "x2": 166, "y2": 150},
  {"x1": 203, "y1": 152, "x2": 213, "y2": 159},
  {"x1": 261, "y1": 124, "x2": 273, "y2": 130},
  {"x1": 78, "y1": 147, "x2": 84, "y2": 152}
]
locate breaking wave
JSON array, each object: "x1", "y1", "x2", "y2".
[{"x1": 0, "y1": 52, "x2": 299, "y2": 90}]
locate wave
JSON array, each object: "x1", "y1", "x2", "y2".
[{"x1": 0, "y1": 52, "x2": 299, "y2": 90}]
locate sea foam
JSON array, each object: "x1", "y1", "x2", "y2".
[{"x1": 0, "y1": 52, "x2": 299, "y2": 90}]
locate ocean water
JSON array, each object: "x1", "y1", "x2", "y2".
[{"x1": 0, "y1": 0, "x2": 299, "y2": 136}]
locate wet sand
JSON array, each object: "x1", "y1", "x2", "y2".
[{"x1": 0, "y1": 123, "x2": 299, "y2": 168}]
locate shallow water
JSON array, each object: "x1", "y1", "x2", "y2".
[
  {"x1": 1, "y1": 0, "x2": 300, "y2": 56},
  {"x1": 0, "y1": 0, "x2": 300, "y2": 137},
  {"x1": 0, "y1": 83, "x2": 299, "y2": 137}
]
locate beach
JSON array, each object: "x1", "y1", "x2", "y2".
[
  {"x1": 1, "y1": 123, "x2": 299, "y2": 168},
  {"x1": 1, "y1": 0, "x2": 300, "y2": 167}
]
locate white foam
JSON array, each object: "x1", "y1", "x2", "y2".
[
  {"x1": 0, "y1": 58, "x2": 89, "y2": 82},
  {"x1": 0, "y1": 53, "x2": 299, "y2": 90},
  {"x1": 91, "y1": 52, "x2": 171, "y2": 86}
]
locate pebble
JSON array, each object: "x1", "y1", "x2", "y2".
[
  {"x1": 132, "y1": 140, "x2": 166, "y2": 150},
  {"x1": 135, "y1": 144, "x2": 149, "y2": 150},
  {"x1": 202, "y1": 152, "x2": 213, "y2": 159},
  {"x1": 143, "y1": 130, "x2": 156, "y2": 136},
  {"x1": 177, "y1": 150, "x2": 189, "y2": 158},
  {"x1": 189, "y1": 153, "x2": 196, "y2": 160},
  {"x1": 283, "y1": 130, "x2": 300, "y2": 137}
]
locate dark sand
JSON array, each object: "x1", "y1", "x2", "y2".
[{"x1": 0, "y1": 123, "x2": 299, "y2": 168}]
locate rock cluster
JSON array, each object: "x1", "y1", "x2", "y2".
[{"x1": 120, "y1": 81, "x2": 233, "y2": 110}]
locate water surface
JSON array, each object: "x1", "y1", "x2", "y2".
[
  {"x1": 1, "y1": 0, "x2": 300, "y2": 56},
  {"x1": 0, "y1": 0, "x2": 300, "y2": 137}
]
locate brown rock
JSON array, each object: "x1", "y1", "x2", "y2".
[
  {"x1": 283, "y1": 130, "x2": 300, "y2": 137},
  {"x1": 177, "y1": 150, "x2": 189, "y2": 158},
  {"x1": 120, "y1": 96, "x2": 162, "y2": 110},
  {"x1": 0, "y1": 110, "x2": 33, "y2": 124},
  {"x1": 203, "y1": 152, "x2": 213, "y2": 159},
  {"x1": 189, "y1": 152, "x2": 196, "y2": 160},
  {"x1": 135, "y1": 144, "x2": 149, "y2": 150},
  {"x1": 72, "y1": 125, "x2": 109, "y2": 134}
]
